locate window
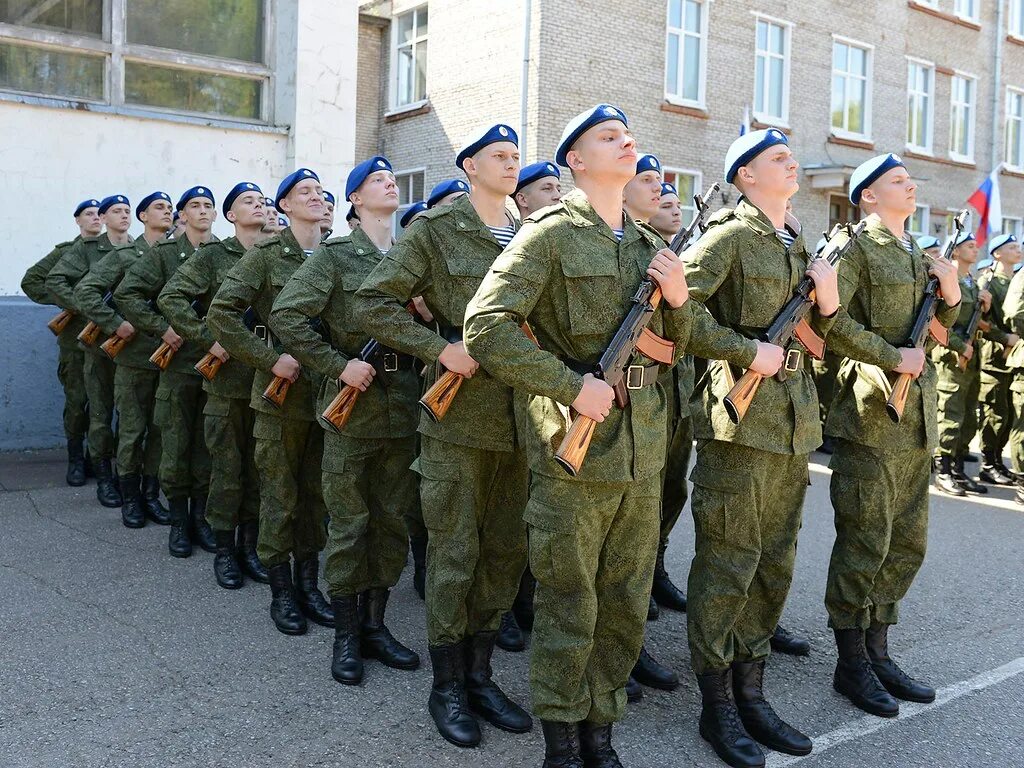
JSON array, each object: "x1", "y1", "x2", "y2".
[
  {"x1": 662, "y1": 168, "x2": 701, "y2": 226},
  {"x1": 907, "y1": 206, "x2": 930, "y2": 238},
  {"x1": 954, "y1": 0, "x2": 979, "y2": 21},
  {"x1": 1004, "y1": 217, "x2": 1023, "y2": 241},
  {"x1": 665, "y1": 0, "x2": 706, "y2": 107},
  {"x1": 949, "y1": 74, "x2": 976, "y2": 162},
  {"x1": 906, "y1": 59, "x2": 935, "y2": 153},
  {"x1": 1007, "y1": 88, "x2": 1024, "y2": 170},
  {"x1": 943, "y1": 210, "x2": 973, "y2": 239},
  {"x1": 1012, "y1": 0, "x2": 1024, "y2": 38},
  {"x1": 753, "y1": 16, "x2": 791, "y2": 124},
  {"x1": 392, "y1": 5, "x2": 428, "y2": 110},
  {"x1": 831, "y1": 37, "x2": 872, "y2": 140},
  {"x1": 394, "y1": 169, "x2": 425, "y2": 237},
  {"x1": 0, "y1": 0, "x2": 271, "y2": 122}
]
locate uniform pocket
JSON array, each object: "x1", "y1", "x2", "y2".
[
  {"x1": 415, "y1": 456, "x2": 461, "y2": 532},
  {"x1": 869, "y1": 276, "x2": 916, "y2": 331},
  {"x1": 558, "y1": 252, "x2": 620, "y2": 338},
  {"x1": 252, "y1": 414, "x2": 283, "y2": 441},
  {"x1": 739, "y1": 252, "x2": 791, "y2": 328},
  {"x1": 522, "y1": 496, "x2": 579, "y2": 587}
]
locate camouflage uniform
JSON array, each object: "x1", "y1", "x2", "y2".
[
  {"x1": 1001, "y1": 270, "x2": 1024, "y2": 472},
  {"x1": 813, "y1": 350, "x2": 842, "y2": 428},
  {"x1": 976, "y1": 269, "x2": 1014, "y2": 465},
  {"x1": 354, "y1": 194, "x2": 528, "y2": 647},
  {"x1": 159, "y1": 236, "x2": 259, "y2": 533},
  {"x1": 269, "y1": 228, "x2": 419, "y2": 597},
  {"x1": 660, "y1": 357, "x2": 694, "y2": 547},
  {"x1": 206, "y1": 227, "x2": 327, "y2": 567},
  {"x1": 823, "y1": 215, "x2": 959, "y2": 629}
]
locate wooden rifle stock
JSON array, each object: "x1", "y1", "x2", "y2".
[
  {"x1": 77, "y1": 321, "x2": 101, "y2": 346},
  {"x1": 419, "y1": 369, "x2": 464, "y2": 423},
  {"x1": 149, "y1": 341, "x2": 176, "y2": 371},
  {"x1": 552, "y1": 413, "x2": 599, "y2": 477},
  {"x1": 100, "y1": 332, "x2": 132, "y2": 360},
  {"x1": 886, "y1": 371, "x2": 915, "y2": 422},
  {"x1": 194, "y1": 350, "x2": 224, "y2": 381},
  {"x1": 321, "y1": 384, "x2": 361, "y2": 433},
  {"x1": 262, "y1": 375, "x2": 291, "y2": 408},
  {"x1": 48, "y1": 309, "x2": 73, "y2": 336}
]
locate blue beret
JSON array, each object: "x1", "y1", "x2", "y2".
[
  {"x1": 74, "y1": 199, "x2": 100, "y2": 217},
  {"x1": 849, "y1": 153, "x2": 906, "y2": 205},
  {"x1": 323, "y1": 190, "x2": 336, "y2": 206},
  {"x1": 400, "y1": 201, "x2": 429, "y2": 228},
  {"x1": 515, "y1": 161, "x2": 560, "y2": 194},
  {"x1": 990, "y1": 233, "x2": 1019, "y2": 254},
  {"x1": 275, "y1": 168, "x2": 320, "y2": 209},
  {"x1": 278, "y1": 216, "x2": 288, "y2": 227},
  {"x1": 916, "y1": 235, "x2": 940, "y2": 250},
  {"x1": 456, "y1": 124, "x2": 518, "y2": 170},
  {"x1": 172, "y1": 211, "x2": 180, "y2": 224},
  {"x1": 556, "y1": 104, "x2": 628, "y2": 167},
  {"x1": 135, "y1": 191, "x2": 171, "y2": 221},
  {"x1": 176, "y1": 185, "x2": 215, "y2": 211},
  {"x1": 660, "y1": 182, "x2": 678, "y2": 197},
  {"x1": 346, "y1": 156, "x2": 393, "y2": 200},
  {"x1": 636, "y1": 154, "x2": 662, "y2": 176},
  {"x1": 427, "y1": 179, "x2": 469, "y2": 209},
  {"x1": 945, "y1": 231, "x2": 975, "y2": 251},
  {"x1": 264, "y1": 196, "x2": 277, "y2": 211},
  {"x1": 345, "y1": 205, "x2": 358, "y2": 223},
  {"x1": 98, "y1": 195, "x2": 130, "y2": 215},
  {"x1": 724, "y1": 128, "x2": 789, "y2": 184},
  {"x1": 222, "y1": 182, "x2": 263, "y2": 217}
]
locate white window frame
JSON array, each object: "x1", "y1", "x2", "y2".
[
  {"x1": 662, "y1": 166, "x2": 703, "y2": 226},
  {"x1": 393, "y1": 166, "x2": 426, "y2": 238},
  {"x1": 949, "y1": 71, "x2": 977, "y2": 163},
  {"x1": 751, "y1": 13, "x2": 792, "y2": 127},
  {"x1": 663, "y1": 0, "x2": 709, "y2": 109},
  {"x1": 1003, "y1": 216, "x2": 1023, "y2": 241},
  {"x1": 830, "y1": 35, "x2": 874, "y2": 142},
  {"x1": 388, "y1": 4, "x2": 429, "y2": 114},
  {"x1": 954, "y1": 0, "x2": 980, "y2": 22},
  {"x1": 906, "y1": 57, "x2": 936, "y2": 155},
  {"x1": 1011, "y1": 0, "x2": 1024, "y2": 39},
  {"x1": 0, "y1": 0, "x2": 274, "y2": 126},
  {"x1": 1007, "y1": 87, "x2": 1024, "y2": 171},
  {"x1": 907, "y1": 205, "x2": 931, "y2": 239}
]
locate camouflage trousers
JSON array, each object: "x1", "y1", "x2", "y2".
[
  {"x1": 113, "y1": 365, "x2": 161, "y2": 476},
  {"x1": 154, "y1": 371, "x2": 211, "y2": 500},
  {"x1": 253, "y1": 413, "x2": 327, "y2": 568},
  {"x1": 687, "y1": 440, "x2": 808, "y2": 674},
  {"x1": 57, "y1": 344, "x2": 89, "y2": 441},
  {"x1": 979, "y1": 369, "x2": 1014, "y2": 461},
  {"x1": 812, "y1": 350, "x2": 842, "y2": 427},
  {"x1": 415, "y1": 434, "x2": 528, "y2": 646},
  {"x1": 934, "y1": 358, "x2": 979, "y2": 458},
  {"x1": 527, "y1": 471, "x2": 660, "y2": 724},
  {"x1": 661, "y1": 400, "x2": 692, "y2": 545},
  {"x1": 203, "y1": 395, "x2": 259, "y2": 533},
  {"x1": 322, "y1": 432, "x2": 417, "y2": 597},
  {"x1": 404, "y1": 434, "x2": 426, "y2": 542},
  {"x1": 825, "y1": 440, "x2": 930, "y2": 628},
  {"x1": 1010, "y1": 381, "x2": 1024, "y2": 473},
  {"x1": 82, "y1": 350, "x2": 116, "y2": 459}
]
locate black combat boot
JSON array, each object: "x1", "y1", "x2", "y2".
[
  {"x1": 268, "y1": 562, "x2": 307, "y2": 635},
  {"x1": 541, "y1": 720, "x2": 584, "y2": 768},
  {"x1": 167, "y1": 498, "x2": 192, "y2": 558},
  {"x1": 189, "y1": 496, "x2": 217, "y2": 552},
  {"x1": 293, "y1": 557, "x2": 335, "y2": 627},
  {"x1": 213, "y1": 529, "x2": 243, "y2": 589},
  {"x1": 119, "y1": 474, "x2": 144, "y2": 529},
  {"x1": 865, "y1": 623, "x2": 936, "y2": 703},
  {"x1": 331, "y1": 595, "x2": 363, "y2": 685},
  {"x1": 651, "y1": 541, "x2": 687, "y2": 612},
  {"x1": 84, "y1": 450, "x2": 96, "y2": 479},
  {"x1": 625, "y1": 676, "x2": 643, "y2": 703},
  {"x1": 579, "y1": 721, "x2": 624, "y2": 768},
  {"x1": 428, "y1": 641, "x2": 481, "y2": 747},
  {"x1": 832, "y1": 628, "x2": 899, "y2": 717},
  {"x1": 933, "y1": 455, "x2": 966, "y2": 497},
  {"x1": 95, "y1": 459, "x2": 122, "y2": 508},
  {"x1": 465, "y1": 631, "x2": 532, "y2": 733},
  {"x1": 512, "y1": 566, "x2": 535, "y2": 631},
  {"x1": 979, "y1": 453, "x2": 1015, "y2": 485},
  {"x1": 237, "y1": 522, "x2": 269, "y2": 583},
  {"x1": 696, "y1": 668, "x2": 765, "y2": 768},
  {"x1": 141, "y1": 475, "x2": 170, "y2": 525},
  {"x1": 770, "y1": 625, "x2": 811, "y2": 656},
  {"x1": 732, "y1": 661, "x2": 812, "y2": 756},
  {"x1": 647, "y1": 594, "x2": 660, "y2": 621},
  {"x1": 66, "y1": 438, "x2": 86, "y2": 487},
  {"x1": 631, "y1": 644, "x2": 679, "y2": 690},
  {"x1": 496, "y1": 611, "x2": 526, "y2": 652},
  {"x1": 952, "y1": 457, "x2": 987, "y2": 495},
  {"x1": 409, "y1": 534, "x2": 427, "y2": 600},
  {"x1": 361, "y1": 588, "x2": 419, "y2": 669}
]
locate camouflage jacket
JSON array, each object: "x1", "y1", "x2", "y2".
[
  {"x1": 931, "y1": 271, "x2": 1003, "y2": 371},
  {"x1": 976, "y1": 269, "x2": 1013, "y2": 373},
  {"x1": 22, "y1": 236, "x2": 83, "y2": 349}
]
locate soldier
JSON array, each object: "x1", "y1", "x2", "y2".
[
  {"x1": 917, "y1": 235, "x2": 941, "y2": 257},
  {"x1": 114, "y1": 187, "x2": 216, "y2": 558},
  {"x1": 270, "y1": 156, "x2": 422, "y2": 686},
  {"x1": 47, "y1": 195, "x2": 134, "y2": 508},
  {"x1": 21, "y1": 199, "x2": 101, "y2": 486},
  {"x1": 932, "y1": 232, "x2": 995, "y2": 496},
  {"x1": 425, "y1": 178, "x2": 469, "y2": 209},
  {"x1": 206, "y1": 168, "x2": 333, "y2": 636},
  {"x1": 168, "y1": 211, "x2": 186, "y2": 240},
  {"x1": 823, "y1": 154, "x2": 960, "y2": 722},
  {"x1": 158, "y1": 182, "x2": 269, "y2": 589},
  {"x1": 321, "y1": 190, "x2": 336, "y2": 240},
  {"x1": 74, "y1": 191, "x2": 173, "y2": 528},
  {"x1": 996, "y1": 236, "x2": 1024, "y2": 501},
  {"x1": 977, "y1": 233, "x2": 1021, "y2": 486},
  {"x1": 262, "y1": 197, "x2": 284, "y2": 236},
  {"x1": 345, "y1": 205, "x2": 360, "y2": 232},
  {"x1": 355, "y1": 124, "x2": 531, "y2": 748},
  {"x1": 399, "y1": 201, "x2": 428, "y2": 231}
]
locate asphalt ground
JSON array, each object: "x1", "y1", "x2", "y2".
[{"x1": 0, "y1": 448, "x2": 1022, "y2": 768}]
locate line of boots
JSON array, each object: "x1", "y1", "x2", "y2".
[
  {"x1": 212, "y1": 523, "x2": 269, "y2": 589},
  {"x1": 118, "y1": 474, "x2": 170, "y2": 528},
  {"x1": 331, "y1": 588, "x2": 420, "y2": 685},
  {"x1": 541, "y1": 720, "x2": 624, "y2": 768},
  {"x1": 265, "y1": 556, "x2": 335, "y2": 635},
  {"x1": 933, "y1": 455, "x2": 987, "y2": 496},
  {"x1": 167, "y1": 497, "x2": 217, "y2": 558}
]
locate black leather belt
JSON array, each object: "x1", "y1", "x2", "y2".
[
  {"x1": 561, "y1": 357, "x2": 660, "y2": 390},
  {"x1": 377, "y1": 348, "x2": 416, "y2": 372}
]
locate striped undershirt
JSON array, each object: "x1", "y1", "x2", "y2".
[
  {"x1": 612, "y1": 228, "x2": 624, "y2": 242},
  {"x1": 901, "y1": 234, "x2": 915, "y2": 254},
  {"x1": 776, "y1": 228, "x2": 795, "y2": 248},
  {"x1": 487, "y1": 224, "x2": 516, "y2": 248}
]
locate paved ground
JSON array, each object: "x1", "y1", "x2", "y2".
[{"x1": 1, "y1": 448, "x2": 1022, "y2": 767}]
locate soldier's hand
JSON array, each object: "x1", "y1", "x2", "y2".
[
  {"x1": 928, "y1": 257, "x2": 962, "y2": 306},
  {"x1": 979, "y1": 289, "x2": 992, "y2": 312},
  {"x1": 894, "y1": 347, "x2": 926, "y2": 378},
  {"x1": 807, "y1": 260, "x2": 840, "y2": 316},
  {"x1": 572, "y1": 373, "x2": 615, "y2": 422},
  {"x1": 340, "y1": 359, "x2": 376, "y2": 391},
  {"x1": 271, "y1": 353, "x2": 301, "y2": 383},
  {"x1": 962, "y1": 344, "x2": 974, "y2": 362},
  {"x1": 647, "y1": 248, "x2": 689, "y2": 308},
  {"x1": 210, "y1": 341, "x2": 230, "y2": 363},
  {"x1": 162, "y1": 326, "x2": 183, "y2": 350},
  {"x1": 115, "y1": 321, "x2": 135, "y2": 339},
  {"x1": 411, "y1": 295, "x2": 434, "y2": 322},
  {"x1": 438, "y1": 342, "x2": 479, "y2": 378},
  {"x1": 749, "y1": 341, "x2": 785, "y2": 376},
  {"x1": 1007, "y1": 333, "x2": 1021, "y2": 348}
]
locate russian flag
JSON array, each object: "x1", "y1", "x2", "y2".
[
  {"x1": 967, "y1": 165, "x2": 1003, "y2": 244},
  {"x1": 739, "y1": 104, "x2": 750, "y2": 137}
]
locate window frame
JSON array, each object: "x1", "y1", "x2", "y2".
[
  {"x1": 1007, "y1": 87, "x2": 1024, "y2": 171},
  {"x1": 953, "y1": 0, "x2": 980, "y2": 22},
  {"x1": 663, "y1": 0, "x2": 709, "y2": 109},
  {"x1": 662, "y1": 166, "x2": 703, "y2": 227},
  {"x1": 393, "y1": 166, "x2": 427, "y2": 238},
  {"x1": 906, "y1": 56, "x2": 936, "y2": 155},
  {"x1": 907, "y1": 205, "x2": 931, "y2": 239},
  {"x1": 751, "y1": 12, "x2": 793, "y2": 128},
  {"x1": 1011, "y1": 0, "x2": 1024, "y2": 39},
  {"x1": 830, "y1": 34, "x2": 874, "y2": 142},
  {"x1": 948, "y1": 71, "x2": 977, "y2": 163},
  {"x1": 1003, "y1": 216, "x2": 1023, "y2": 241},
  {"x1": 388, "y1": 3, "x2": 429, "y2": 114}
]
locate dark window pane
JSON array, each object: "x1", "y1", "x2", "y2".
[
  {"x1": 0, "y1": 0, "x2": 103, "y2": 37},
  {"x1": 0, "y1": 41, "x2": 104, "y2": 99},
  {"x1": 126, "y1": 0, "x2": 264, "y2": 63},
  {"x1": 124, "y1": 60, "x2": 261, "y2": 119}
]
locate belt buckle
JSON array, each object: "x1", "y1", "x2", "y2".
[
  {"x1": 975, "y1": 329, "x2": 984, "y2": 342},
  {"x1": 382, "y1": 352, "x2": 399, "y2": 372},
  {"x1": 784, "y1": 348, "x2": 801, "y2": 373},
  {"x1": 254, "y1": 324, "x2": 272, "y2": 349},
  {"x1": 626, "y1": 364, "x2": 645, "y2": 390}
]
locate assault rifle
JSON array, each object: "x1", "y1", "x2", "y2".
[
  {"x1": 47, "y1": 309, "x2": 73, "y2": 336},
  {"x1": 195, "y1": 307, "x2": 258, "y2": 382},
  {"x1": 261, "y1": 316, "x2": 326, "y2": 409},
  {"x1": 957, "y1": 275, "x2": 992, "y2": 371},
  {"x1": 148, "y1": 299, "x2": 205, "y2": 371}
]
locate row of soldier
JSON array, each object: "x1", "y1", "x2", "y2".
[{"x1": 22, "y1": 105, "x2": 992, "y2": 768}]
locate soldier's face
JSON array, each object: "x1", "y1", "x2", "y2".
[
  {"x1": 230, "y1": 191, "x2": 267, "y2": 228},
  {"x1": 281, "y1": 179, "x2": 324, "y2": 224},
  {"x1": 865, "y1": 168, "x2": 917, "y2": 217},
  {"x1": 76, "y1": 207, "x2": 102, "y2": 236},
  {"x1": 650, "y1": 194, "x2": 683, "y2": 238},
  {"x1": 955, "y1": 240, "x2": 979, "y2": 264},
  {"x1": 997, "y1": 243, "x2": 1022, "y2": 264},
  {"x1": 568, "y1": 121, "x2": 636, "y2": 182},
  {"x1": 466, "y1": 142, "x2": 521, "y2": 196},
  {"x1": 321, "y1": 201, "x2": 336, "y2": 232},
  {"x1": 181, "y1": 197, "x2": 216, "y2": 232},
  {"x1": 742, "y1": 146, "x2": 799, "y2": 198},
  {"x1": 141, "y1": 200, "x2": 173, "y2": 230},
  {"x1": 924, "y1": 246, "x2": 941, "y2": 258},
  {"x1": 351, "y1": 170, "x2": 399, "y2": 215},
  {"x1": 623, "y1": 170, "x2": 663, "y2": 222},
  {"x1": 516, "y1": 177, "x2": 562, "y2": 218},
  {"x1": 104, "y1": 204, "x2": 131, "y2": 233}
]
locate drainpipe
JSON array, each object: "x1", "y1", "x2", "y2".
[
  {"x1": 520, "y1": 0, "x2": 533, "y2": 160},
  {"x1": 991, "y1": 0, "x2": 1004, "y2": 171}
]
